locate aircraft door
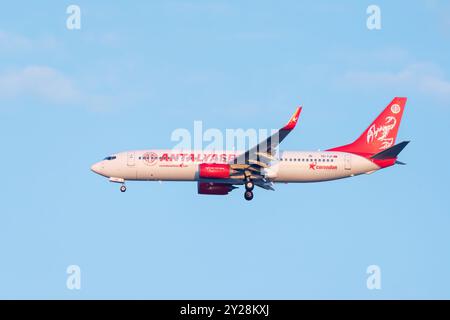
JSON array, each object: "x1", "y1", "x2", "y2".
[
  {"x1": 127, "y1": 152, "x2": 136, "y2": 166},
  {"x1": 344, "y1": 154, "x2": 351, "y2": 170}
]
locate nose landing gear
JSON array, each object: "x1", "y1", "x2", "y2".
[{"x1": 109, "y1": 177, "x2": 126, "y2": 192}]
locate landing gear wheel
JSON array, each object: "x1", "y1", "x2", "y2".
[
  {"x1": 245, "y1": 181, "x2": 254, "y2": 191},
  {"x1": 244, "y1": 190, "x2": 254, "y2": 201},
  {"x1": 120, "y1": 185, "x2": 127, "y2": 193}
]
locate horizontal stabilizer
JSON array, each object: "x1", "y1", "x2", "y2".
[{"x1": 371, "y1": 141, "x2": 410, "y2": 160}]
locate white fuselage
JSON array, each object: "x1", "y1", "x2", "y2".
[{"x1": 91, "y1": 149, "x2": 381, "y2": 184}]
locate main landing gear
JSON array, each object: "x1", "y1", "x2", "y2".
[
  {"x1": 245, "y1": 180, "x2": 254, "y2": 191},
  {"x1": 244, "y1": 178, "x2": 255, "y2": 201},
  {"x1": 120, "y1": 185, "x2": 127, "y2": 193}
]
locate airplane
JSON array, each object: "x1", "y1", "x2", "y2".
[{"x1": 91, "y1": 97, "x2": 409, "y2": 201}]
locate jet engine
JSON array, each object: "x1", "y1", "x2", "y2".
[
  {"x1": 197, "y1": 182, "x2": 236, "y2": 195},
  {"x1": 198, "y1": 163, "x2": 231, "y2": 179}
]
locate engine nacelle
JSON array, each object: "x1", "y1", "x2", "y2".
[
  {"x1": 197, "y1": 182, "x2": 234, "y2": 195},
  {"x1": 198, "y1": 163, "x2": 231, "y2": 179}
]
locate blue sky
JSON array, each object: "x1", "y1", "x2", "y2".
[{"x1": 0, "y1": 0, "x2": 449, "y2": 299}]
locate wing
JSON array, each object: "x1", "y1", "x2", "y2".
[
  {"x1": 228, "y1": 107, "x2": 302, "y2": 189},
  {"x1": 254, "y1": 179, "x2": 275, "y2": 191},
  {"x1": 230, "y1": 107, "x2": 302, "y2": 165}
]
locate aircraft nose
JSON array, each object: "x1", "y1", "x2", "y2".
[{"x1": 90, "y1": 162, "x2": 103, "y2": 175}]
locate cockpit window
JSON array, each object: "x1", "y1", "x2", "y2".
[{"x1": 103, "y1": 156, "x2": 117, "y2": 161}]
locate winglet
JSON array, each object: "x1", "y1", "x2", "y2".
[{"x1": 282, "y1": 107, "x2": 302, "y2": 131}]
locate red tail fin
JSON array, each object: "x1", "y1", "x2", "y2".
[{"x1": 328, "y1": 97, "x2": 407, "y2": 156}]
